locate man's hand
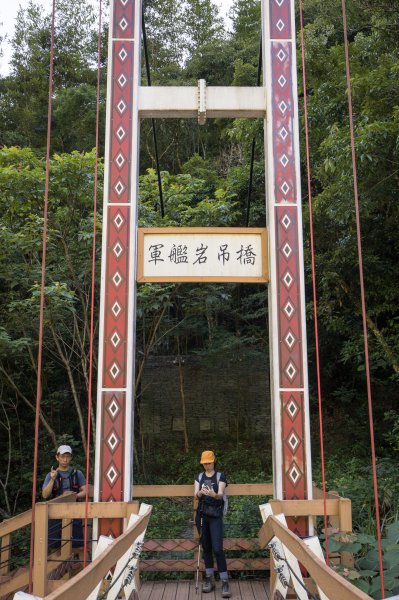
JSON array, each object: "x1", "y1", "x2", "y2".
[{"x1": 50, "y1": 466, "x2": 58, "y2": 481}]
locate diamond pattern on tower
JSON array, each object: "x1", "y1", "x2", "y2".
[
  {"x1": 106, "y1": 463, "x2": 120, "y2": 487},
  {"x1": 106, "y1": 395, "x2": 121, "y2": 421},
  {"x1": 285, "y1": 395, "x2": 300, "y2": 421},
  {"x1": 106, "y1": 430, "x2": 121, "y2": 453},
  {"x1": 287, "y1": 461, "x2": 303, "y2": 488}
]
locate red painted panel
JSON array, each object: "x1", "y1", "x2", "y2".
[
  {"x1": 276, "y1": 206, "x2": 303, "y2": 388},
  {"x1": 272, "y1": 42, "x2": 297, "y2": 205},
  {"x1": 103, "y1": 206, "x2": 130, "y2": 388},
  {"x1": 281, "y1": 390, "x2": 307, "y2": 501},
  {"x1": 113, "y1": 0, "x2": 135, "y2": 39},
  {"x1": 99, "y1": 390, "x2": 126, "y2": 536},
  {"x1": 270, "y1": 0, "x2": 292, "y2": 40},
  {"x1": 109, "y1": 41, "x2": 134, "y2": 204}
]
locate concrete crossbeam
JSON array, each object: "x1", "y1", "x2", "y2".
[{"x1": 138, "y1": 86, "x2": 266, "y2": 118}]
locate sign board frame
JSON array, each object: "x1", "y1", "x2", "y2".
[{"x1": 137, "y1": 227, "x2": 268, "y2": 283}]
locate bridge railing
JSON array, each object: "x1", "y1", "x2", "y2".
[
  {"x1": 0, "y1": 497, "x2": 142, "y2": 598},
  {"x1": 0, "y1": 493, "x2": 79, "y2": 600},
  {"x1": 132, "y1": 483, "x2": 352, "y2": 577},
  {"x1": 0, "y1": 483, "x2": 353, "y2": 597},
  {"x1": 258, "y1": 512, "x2": 368, "y2": 600},
  {"x1": 133, "y1": 483, "x2": 273, "y2": 573}
]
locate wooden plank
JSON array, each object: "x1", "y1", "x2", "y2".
[
  {"x1": 312, "y1": 485, "x2": 340, "y2": 500},
  {"x1": 108, "y1": 504, "x2": 152, "y2": 600},
  {"x1": 188, "y1": 579, "x2": 198, "y2": 600},
  {"x1": 33, "y1": 502, "x2": 49, "y2": 597},
  {"x1": 258, "y1": 516, "x2": 370, "y2": 600},
  {"x1": 228, "y1": 579, "x2": 242, "y2": 600},
  {"x1": 0, "y1": 549, "x2": 70, "y2": 597},
  {"x1": 339, "y1": 498, "x2": 354, "y2": 568},
  {"x1": 0, "y1": 533, "x2": 10, "y2": 576},
  {"x1": 138, "y1": 581, "x2": 154, "y2": 600},
  {"x1": 251, "y1": 579, "x2": 269, "y2": 599},
  {"x1": 42, "y1": 507, "x2": 152, "y2": 600},
  {"x1": 48, "y1": 501, "x2": 132, "y2": 519},
  {"x1": 142, "y1": 538, "x2": 259, "y2": 552},
  {"x1": 60, "y1": 520, "x2": 72, "y2": 563},
  {"x1": 48, "y1": 493, "x2": 76, "y2": 504},
  {"x1": 162, "y1": 580, "x2": 178, "y2": 600},
  {"x1": 149, "y1": 582, "x2": 166, "y2": 599},
  {"x1": 133, "y1": 483, "x2": 273, "y2": 498},
  {"x1": 269, "y1": 499, "x2": 340, "y2": 517},
  {"x1": 188, "y1": 578, "x2": 216, "y2": 599},
  {"x1": 139, "y1": 579, "x2": 271, "y2": 600},
  {"x1": 47, "y1": 579, "x2": 69, "y2": 592},
  {"x1": 175, "y1": 580, "x2": 190, "y2": 600},
  {"x1": 139, "y1": 558, "x2": 269, "y2": 571},
  {"x1": 0, "y1": 493, "x2": 76, "y2": 538},
  {"x1": 239, "y1": 579, "x2": 255, "y2": 599},
  {"x1": 0, "y1": 510, "x2": 32, "y2": 537}
]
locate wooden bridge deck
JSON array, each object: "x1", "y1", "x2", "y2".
[{"x1": 139, "y1": 579, "x2": 270, "y2": 600}]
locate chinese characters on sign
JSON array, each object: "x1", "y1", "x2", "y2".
[
  {"x1": 137, "y1": 228, "x2": 268, "y2": 282},
  {"x1": 149, "y1": 242, "x2": 258, "y2": 266}
]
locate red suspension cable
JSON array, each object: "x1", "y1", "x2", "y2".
[
  {"x1": 28, "y1": 0, "x2": 56, "y2": 592},
  {"x1": 298, "y1": 0, "x2": 329, "y2": 565},
  {"x1": 83, "y1": 0, "x2": 103, "y2": 568},
  {"x1": 341, "y1": 0, "x2": 385, "y2": 595}
]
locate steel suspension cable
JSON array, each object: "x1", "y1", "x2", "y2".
[
  {"x1": 28, "y1": 0, "x2": 56, "y2": 593},
  {"x1": 142, "y1": 9, "x2": 164, "y2": 218},
  {"x1": 245, "y1": 34, "x2": 262, "y2": 227},
  {"x1": 341, "y1": 0, "x2": 384, "y2": 594},
  {"x1": 83, "y1": 0, "x2": 103, "y2": 568},
  {"x1": 298, "y1": 0, "x2": 329, "y2": 564}
]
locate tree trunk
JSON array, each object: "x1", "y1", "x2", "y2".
[
  {"x1": 176, "y1": 336, "x2": 189, "y2": 454},
  {"x1": 0, "y1": 365, "x2": 57, "y2": 447}
]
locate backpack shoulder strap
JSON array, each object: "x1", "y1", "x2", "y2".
[{"x1": 53, "y1": 472, "x2": 62, "y2": 495}]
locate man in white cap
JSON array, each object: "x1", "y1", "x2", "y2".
[
  {"x1": 42, "y1": 445, "x2": 86, "y2": 500},
  {"x1": 42, "y1": 444, "x2": 86, "y2": 548}
]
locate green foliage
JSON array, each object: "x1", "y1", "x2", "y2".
[{"x1": 322, "y1": 523, "x2": 399, "y2": 599}]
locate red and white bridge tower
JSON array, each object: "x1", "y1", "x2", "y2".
[{"x1": 94, "y1": 0, "x2": 312, "y2": 537}]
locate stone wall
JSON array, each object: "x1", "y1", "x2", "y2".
[{"x1": 138, "y1": 354, "x2": 270, "y2": 440}]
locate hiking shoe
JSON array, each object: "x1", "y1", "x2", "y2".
[
  {"x1": 221, "y1": 580, "x2": 231, "y2": 598},
  {"x1": 202, "y1": 576, "x2": 215, "y2": 593}
]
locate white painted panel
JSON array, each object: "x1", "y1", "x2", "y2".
[
  {"x1": 85, "y1": 535, "x2": 114, "y2": 600},
  {"x1": 106, "y1": 504, "x2": 151, "y2": 600},
  {"x1": 303, "y1": 537, "x2": 330, "y2": 600},
  {"x1": 140, "y1": 231, "x2": 265, "y2": 280}
]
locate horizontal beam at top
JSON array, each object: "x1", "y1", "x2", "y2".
[{"x1": 138, "y1": 86, "x2": 266, "y2": 118}]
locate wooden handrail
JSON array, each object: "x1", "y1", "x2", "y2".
[
  {"x1": 0, "y1": 494, "x2": 76, "y2": 538},
  {"x1": 259, "y1": 515, "x2": 370, "y2": 600},
  {"x1": 269, "y1": 498, "x2": 342, "y2": 517},
  {"x1": 0, "y1": 510, "x2": 32, "y2": 538},
  {"x1": 48, "y1": 501, "x2": 138, "y2": 519},
  {"x1": 42, "y1": 506, "x2": 152, "y2": 600},
  {"x1": 132, "y1": 483, "x2": 274, "y2": 497}
]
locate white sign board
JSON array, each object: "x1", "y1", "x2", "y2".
[{"x1": 137, "y1": 228, "x2": 268, "y2": 283}]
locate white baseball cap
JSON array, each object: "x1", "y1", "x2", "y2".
[{"x1": 57, "y1": 444, "x2": 73, "y2": 455}]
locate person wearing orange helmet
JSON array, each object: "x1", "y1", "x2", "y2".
[{"x1": 194, "y1": 450, "x2": 231, "y2": 598}]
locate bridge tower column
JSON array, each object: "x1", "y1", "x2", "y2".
[
  {"x1": 263, "y1": 0, "x2": 312, "y2": 529},
  {"x1": 93, "y1": 0, "x2": 142, "y2": 536}
]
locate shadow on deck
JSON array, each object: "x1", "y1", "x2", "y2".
[{"x1": 139, "y1": 579, "x2": 270, "y2": 600}]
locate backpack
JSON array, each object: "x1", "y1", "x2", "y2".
[
  {"x1": 198, "y1": 471, "x2": 228, "y2": 515},
  {"x1": 52, "y1": 469, "x2": 80, "y2": 498}
]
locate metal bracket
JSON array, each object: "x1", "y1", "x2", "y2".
[{"x1": 197, "y1": 79, "x2": 207, "y2": 124}]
